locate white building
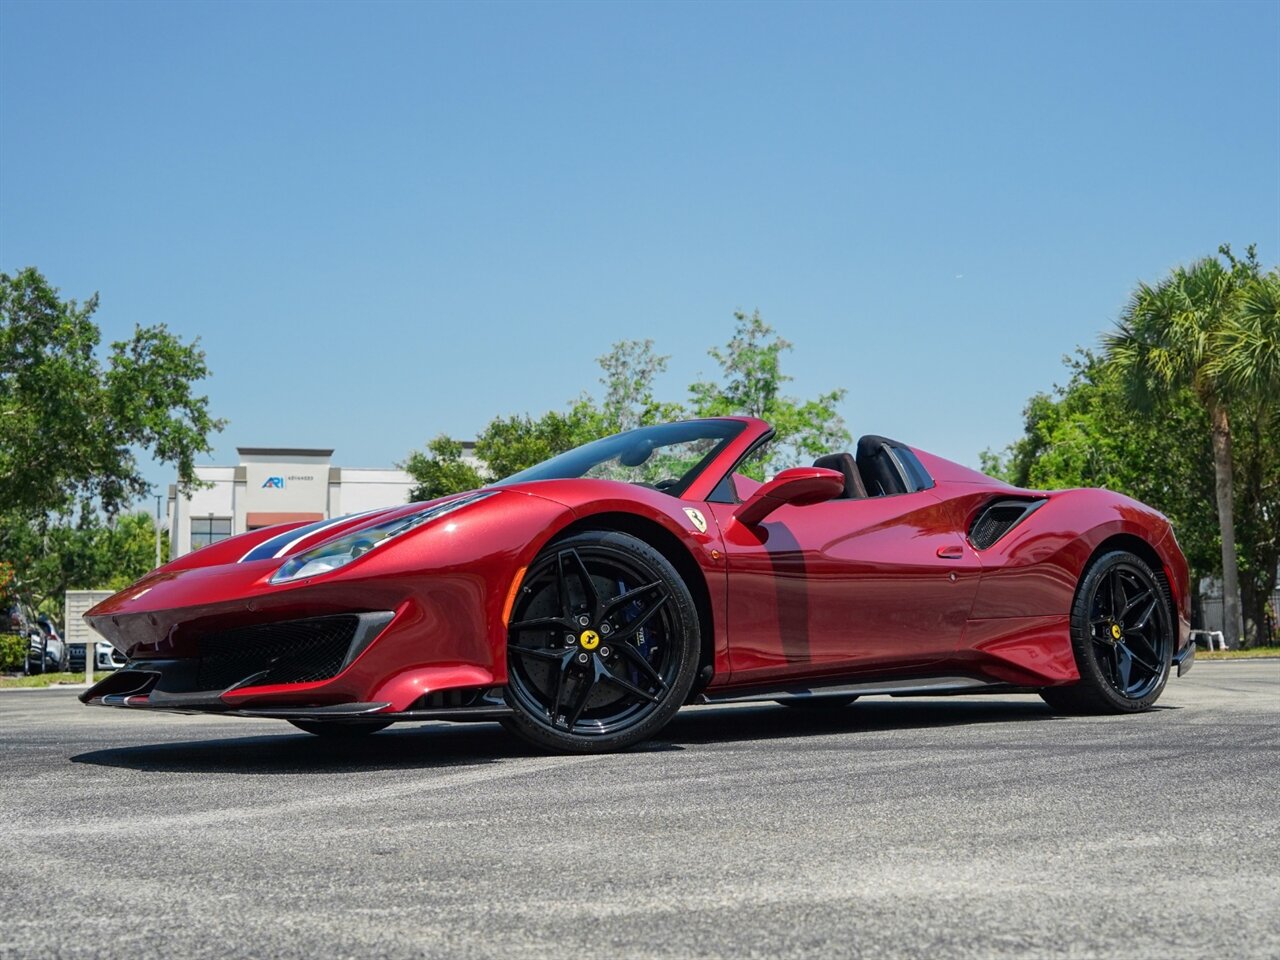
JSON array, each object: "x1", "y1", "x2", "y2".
[{"x1": 168, "y1": 445, "x2": 477, "y2": 557}]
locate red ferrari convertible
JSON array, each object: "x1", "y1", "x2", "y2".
[{"x1": 82, "y1": 417, "x2": 1194, "y2": 752}]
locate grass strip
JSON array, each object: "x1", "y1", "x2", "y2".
[
  {"x1": 1197, "y1": 645, "x2": 1280, "y2": 660},
  {"x1": 0, "y1": 671, "x2": 96, "y2": 689}
]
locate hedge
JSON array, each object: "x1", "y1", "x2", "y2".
[{"x1": 0, "y1": 632, "x2": 28, "y2": 672}]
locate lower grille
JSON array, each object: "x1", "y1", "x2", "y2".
[{"x1": 196, "y1": 615, "x2": 359, "y2": 690}]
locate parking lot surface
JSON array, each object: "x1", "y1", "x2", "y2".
[{"x1": 0, "y1": 660, "x2": 1276, "y2": 959}]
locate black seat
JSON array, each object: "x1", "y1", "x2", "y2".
[{"x1": 813, "y1": 453, "x2": 867, "y2": 499}]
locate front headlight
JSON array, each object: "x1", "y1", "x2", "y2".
[{"x1": 269, "y1": 491, "x2": 494, "y2": 585}]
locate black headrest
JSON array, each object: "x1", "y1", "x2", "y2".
[
  {"x1": 855, "y1": 436, "x2": 908, "y2": 496},
  {"x1": 856, "y1": 434, "x2": 905, "y2": 461},
  {"x1": 813, "y1": 453, "x2": 867, "y2": 499}
]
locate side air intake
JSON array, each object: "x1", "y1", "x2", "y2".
[{"x1": 968, "y1": 498, "x2": 1046, "y2": 550}]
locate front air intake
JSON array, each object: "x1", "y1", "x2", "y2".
[
  {"x1": 968, "y1": 498, "x2": 1046, "y2": 550},
  {"x1": 196, "y1": 615, "x2": 360, "y2": 690}
]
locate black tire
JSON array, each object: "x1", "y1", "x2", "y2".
[
  {"x1": 776, "y1": 695, "x2": 860, "y2": 709},
  {"x1": 1040, "y1": 550, "x2": 1174, "y2": 715},
  {"x1": 288, "y1": 719, "x2": 392, "y2": 738},
  {"x1": 502, "y1": 531, "x2": 701, "y2": 753}
]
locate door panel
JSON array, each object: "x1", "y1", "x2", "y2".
[{"x1": 709, "y1": 490, "x2": 982, "y2": 686}]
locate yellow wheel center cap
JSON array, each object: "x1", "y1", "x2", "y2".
[
  {"x1": 1111, "y1": 623, "x2": 1123, "y2": 640},
  {"x1": 579, "y1": 629, "x2": 600, "y2": 650}
]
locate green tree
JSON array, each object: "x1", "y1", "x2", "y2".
[
  {"x1": 1211, "y1": 268, "x2": 1280, "y2": 644},
  {"x1": 992, "y1": 307, "x2": 1280, "y2": 648},
  {"x1": 1211, "y1": 268, "x2": 1280, "y2": 398},
  {"x1": 984, "y1": 352, "x2": 1219, "y2": 581},
  {"x1": 0, "y1": 510, "x2": 166, "y2": 621},
  {"x1": 597, "y1": 339, "x2": 685, "y2": 432},
  {"x1": 1103, "y1": 249, "x2": 1254, "y2": 646},
  {"x1": 402, "y1": 400, "x2": 606, "y2": 498},
  {"x1": 0, "y1": 267, "x2": 225, "y2": 523},
  {"x1": 402, "y1": 436, "x2": 485, "y2": 502},
  {"x1": 1229, "y1": 396, "x2": 1280, "y2": 646},
  {"x1": 690, "y1": 310, "x2": 849, "y2": 475},
  {"x1": 402, "y1": 311, "x2": 850, "y2": 493},
  {"x1": 474, "y1": 400, "x2": 605, "y2": 479}
]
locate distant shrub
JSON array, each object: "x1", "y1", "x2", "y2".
[{"x1": 0, "y1": 632, "x2": 27, "y2": 672}]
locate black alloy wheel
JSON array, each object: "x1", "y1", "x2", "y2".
[
  {"x1": 1041, "y1": 550, "x2": 1174, "y2": 714},
  {"x1": 288, "y1": 720, "x2": 392, "y2": 738},
  {"x1": 503, "y1": 531, "x2": 700, "y2": 753}
]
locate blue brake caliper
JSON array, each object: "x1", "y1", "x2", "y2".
[{"x1": 617, "y1": 578, "x2": 652, "y2": 681}]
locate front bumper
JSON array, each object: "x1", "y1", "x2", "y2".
[
  {"x1": 85, "y1": 680, "x2": 512, "y2": 724},
  {"x1": 81, "y1": 611, "x2": 396, "y2": 705},
  {"x1": 79, "y1": 610, "x2": 515, "y2": 723}
]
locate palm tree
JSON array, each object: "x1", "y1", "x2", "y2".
[
  {"x1": 1213, "y1": 270, "x2": 1280, "y2": 396},
  {"x1": 1105, "y1": 256, "x2": 1244, "y2": 647},
  {"x1": 1211, "y1": 270, "x2": 1280, "y2": 644}
]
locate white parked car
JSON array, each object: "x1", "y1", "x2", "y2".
[{"x1": 69, "y1": 638, "x2": 123, "y2": 673}]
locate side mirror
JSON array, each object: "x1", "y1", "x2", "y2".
[{"x1": 732, "y1": 466, "x2": 845, "y2": 527}]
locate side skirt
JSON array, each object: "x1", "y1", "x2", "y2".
[{"x1": 699, "y1": 675, "x2": 1034, "y2": 705}]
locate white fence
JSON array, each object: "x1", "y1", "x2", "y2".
[
  {"x1": 64, "y1": 590, "x2": 113, "y2": 684},
  {"x1": 1197, "y1": 587, "x2": 1280, "y2": 644}
]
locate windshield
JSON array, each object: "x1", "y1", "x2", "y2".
[{"x1": 494, "y1": 419, "x2": 746, "y2": 496}]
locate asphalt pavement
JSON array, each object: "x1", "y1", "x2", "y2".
[{"x1": 0, "y1": 660, "x2": 1276, "y2": 959}]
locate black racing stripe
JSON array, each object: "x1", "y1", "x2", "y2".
[{"x1": 239, "y1": 518, "x2": 344, "y2": 563}]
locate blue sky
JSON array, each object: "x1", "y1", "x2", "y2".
[{"x1": 2, "y1": 0, "x2": 1278, "y2": 496}]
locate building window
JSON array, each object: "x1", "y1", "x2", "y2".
[{"x1": 191, "y1": 516, "x2": 233, "y2": 550}]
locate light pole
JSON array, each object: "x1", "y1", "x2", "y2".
[{"x1": 155, "y1": 495, "x2": 163, "y2": 569}]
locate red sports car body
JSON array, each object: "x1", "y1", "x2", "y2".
[{"x1": 83, "y1": 418, "x2": 1194, "y2": 752}]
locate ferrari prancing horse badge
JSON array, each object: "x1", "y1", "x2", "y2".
[{"x1": 683, "y1": 507, "x2": 707, "y2": 533}]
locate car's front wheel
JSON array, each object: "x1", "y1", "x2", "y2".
[
  {"x1": 503, "y1": 531, "x2": 701, "y2": 753},
  {"x1": 1040, "y1": 549, "x2": 1174, "y2": 714}
]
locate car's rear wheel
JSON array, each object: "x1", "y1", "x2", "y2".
[
  {"x1": 288, "y1": 720, "x2": 392, "y2": 738},
  {"x1": 1040, "y1": 550, "x2": 1174, "y2": 714},
  {"x1": 776, "y1": 695, "x2": 859, "y2": 709},
  {"x1": 502, "y1": 531, "x2": 700, "y2": 753}
]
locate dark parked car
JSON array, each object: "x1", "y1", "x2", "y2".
[
  {"x1": 6, "y1": 604, "x2": 66, "y2": 673},
  {"x1": 28, "y1": 615, "x2": 68, "y2": 673}
]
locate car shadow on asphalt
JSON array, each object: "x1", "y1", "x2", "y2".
[
  {"x1": 69, "y1": 724, "x2": 539, "y2": 775},
  {"x1": 68, "y1": 696, "x2": 1121, "y2": 773},
  {"x1": 663, "y1": 697, "x2": 1061, "y2": 744},
  {"x1": 661, "y1": 697, "x2": 1179, "y2": 747}
]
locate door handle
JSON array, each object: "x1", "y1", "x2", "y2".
[{"x1": 936, "y1": 544, "x2": 964, "y2": 559}]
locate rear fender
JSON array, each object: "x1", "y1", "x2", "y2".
[{"x1": 967, "y1": 489, "x2": 1176, "y2": 620}]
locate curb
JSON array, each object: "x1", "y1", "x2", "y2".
[{"x1": 0, "y1": 684, "x2": 93, "y2": 692}]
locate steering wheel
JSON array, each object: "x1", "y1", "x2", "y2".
[{"x1": 629, "y1": 478, "x2": 680, "y2": 492}]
